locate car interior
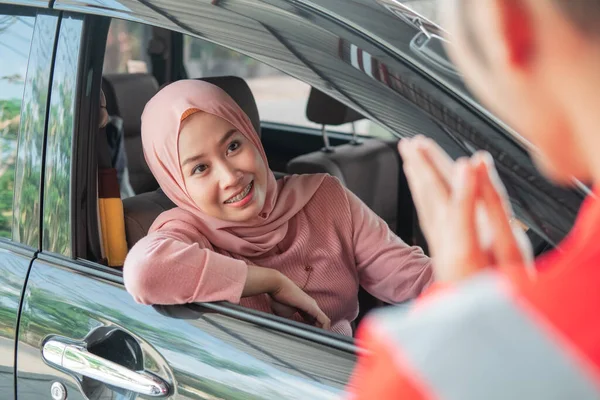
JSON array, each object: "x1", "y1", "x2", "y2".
[
  {"x1": 97, "y1": 70, "x2": 423, "y2": 327},
  {"x1": 92, "y1": 18, "x2": 550, "y2": 333}
]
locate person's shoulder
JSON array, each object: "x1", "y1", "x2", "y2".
[
  {"x1": 283, "y1": 172, "x2": 346, "y2": 199},
  {"x1": 366, "y1": 271, "x2": 513, "y2": 348},
  {"x1": 283, "y1": 172, "x2": 341, "y2": 186},
  {"x1": 151, "y1": 207, "x2": 194, "y2": 231}
]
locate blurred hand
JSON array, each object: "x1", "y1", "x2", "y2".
[{"x1": 398, "y1": 136, "x2": 533, "y2": 283}]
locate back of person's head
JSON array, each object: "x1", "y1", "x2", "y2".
[
  {"x1": 441, "y1": 0, "x2": 600, "y2": 186},
  {"x1": 550, "y1": 0, "x2": 600, "y2": 36}
]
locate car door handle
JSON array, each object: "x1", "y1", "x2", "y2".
[{"x1": 42, "y1": 339, "x2": 170, "y2": 397}]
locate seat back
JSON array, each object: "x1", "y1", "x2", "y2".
[
  {"x1": 287, "y1": 88, "x2": 400, "y2": 232},
  {"x1": 123, "y1": 189, "x2": 175, "y2": 247},
  {"x1": 102, "y1": 73, "x2": 160, "y2": 194},
  {"x1": 288, "y1": 140, "x2": 400, "y2": 231},
  {"x1": 122, "y1": 76, "x2": 265, "y2": 248}
]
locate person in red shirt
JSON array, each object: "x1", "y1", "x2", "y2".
[{"x1": 347, "y1": 0, "x2": 600, "y2": 398}]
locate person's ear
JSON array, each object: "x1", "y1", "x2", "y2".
[{"x1": 493, "y1": 0, "x2": 535, "y2": 69}]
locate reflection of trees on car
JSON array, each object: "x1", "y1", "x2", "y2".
[
  {"x1": 12, "y1": 64, "x2": 48, "y2": 246},
  {"x1": 42, "y1": 17, "x2": 82, "y2": 255},
  {"x1": 0, "y1": 98, "x2": 19, "y2": 239},
  {"x1": 0, "y1": 13, "x2": 37, "y2": 240},
  {"x1": 11, "y1": 15, "x2": 59, "y2": 247}
]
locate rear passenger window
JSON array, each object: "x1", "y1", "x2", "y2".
[
  {"x1": 183, "y1": 35, "x2": 394, "y2": 139},
  {"x1": 0, "y1": 13, "x2": 35, "y2": 239},
  {"x1": 103, "y1": 19, "x2": 152, "y2": 74}
]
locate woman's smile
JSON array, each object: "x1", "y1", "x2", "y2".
[{"x1": 223, "y1": 180, "x2": 254, "y2": 207}]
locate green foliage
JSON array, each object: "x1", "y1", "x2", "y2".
[
  {"x1": 0, "y1": 98, "x2": 21, "y2": 239},
  {"x1": 0, "y1": 99, "x2": 21, "y2": 123},
  {"x1": 43, "y1": 78, "x2": 74, "y2": 254}
]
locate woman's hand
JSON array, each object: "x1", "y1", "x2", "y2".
[
  {"x1": 398, "y1": 136, "x2": 533, "y2": 283},
  {"x1": 269, "y1": 273, "x2": 331, "y2": 329},
  {"x1": 243, "y1": 265, "x2": 331, "y2": 329}
]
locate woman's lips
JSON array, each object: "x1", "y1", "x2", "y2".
[{"x1": 224, "y1": 181, "x2": 254, "y2": 207}]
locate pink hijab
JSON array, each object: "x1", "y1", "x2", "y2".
[{"x1": 141, "y1": 79, "x2": 325, "y2": 257}]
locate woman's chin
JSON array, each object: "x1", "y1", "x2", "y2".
[{"x1": 222, "y1": 201, "x2": 264, "y2": 223}]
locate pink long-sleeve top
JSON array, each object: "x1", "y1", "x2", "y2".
[{"x1": 124, "y1": 175, "x2": 433, "y2": 336}]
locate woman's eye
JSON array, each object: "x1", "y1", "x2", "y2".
[
  {"x1": 192, "y1": 164, "x2": 208, "y2": 175},
  {"x1": 227, "y1": 140, "x2": 241, "y2": 154}
]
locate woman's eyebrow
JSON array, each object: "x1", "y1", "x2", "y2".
[
  {"x1": 181, "y1": 129, "x2": 238, "y2": 167},
  {"x1": 181, "y1": 153, "x2": 204, "y2": 168},
  {"x1": 218, "y1": 129, "x2": 238, "y2": 146}
]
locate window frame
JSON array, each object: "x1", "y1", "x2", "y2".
[
  {"x1": 40, "y1": 12, "x2": 85, "y2": 257},
  {"x1": 71, "y1": 13, "x2": 110, "y2": 261}
]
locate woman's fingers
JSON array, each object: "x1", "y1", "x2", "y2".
[
  {"x1": 271, "y1": 278, "x2": 331, "y2": 330},
  {"x1": 272, "y1": 298, "x2": 331, "y2": 330},
  {"x1": 297, "y1": 302, "x2": 330, "y2": 330},
  {"x1": 270, "y1": 299, "x2": 298, "y2": 318},
  {"x1": 302, "y1": 298, "x2": 331, "y2": 330},
  {"x1": 314, "y1": 310, "x2": 332, "y2": 330}
]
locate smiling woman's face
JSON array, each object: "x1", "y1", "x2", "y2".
[{"x1": 178, "y1": 111, "x2": 268, "y2": 222}]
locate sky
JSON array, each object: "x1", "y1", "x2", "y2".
[{"x1": 0, "y1": 15, "x2": 35, "y2": 101}]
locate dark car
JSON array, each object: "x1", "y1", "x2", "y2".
[{"x1": 0, "y1": 0, "x2": 586, "y2": 398}]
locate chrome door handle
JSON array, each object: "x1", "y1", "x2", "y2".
[{"x1": 42, "y1": 339, "x2": 169, "y2": 397}]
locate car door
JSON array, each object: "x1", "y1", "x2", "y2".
[
  {"x1": 15, "y1": 11, "x2": 356, "y2": 400},
  {"x1": 0, "y1": 5, "x2": 57, "y2": 400}
]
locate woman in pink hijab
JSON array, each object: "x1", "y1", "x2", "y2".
[{"x1": 124, "y1": 79, "x2": 433, "y2": 336}]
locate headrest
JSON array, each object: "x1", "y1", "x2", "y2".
[
  {"x1": 102, "y1": 73, "x2": 159, "y2": 136},
  {"x1": 99, "y1": 89, "x2": 109, "y2": 129},
  {"x1": 306, "y1": 88, "x2": 364, "y2": 126},
  {"x1": 194, "y1": 76, "x2": 261, "y2": 137}
]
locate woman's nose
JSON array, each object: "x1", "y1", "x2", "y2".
[{"x1": 217, "y1": 162, "x2": 242, "y2": 189}]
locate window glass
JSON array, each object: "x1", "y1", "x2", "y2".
[
  {"x1": 183, "y1": 36, "x2": 394, "y2": 139},
  {"x1": 103, "y1": 18, "x2": 152, "y2": 74},
  {"x1": 0, "y1": 14, "x2": 35, "y2": 239}
]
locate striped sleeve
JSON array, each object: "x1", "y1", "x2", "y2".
[
  {"x1": 123, "y1": 220, "x2": 248, "y2": 305},
  {"x1": 345, "y1": 183, "x2": 433, "y2": 302}
]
